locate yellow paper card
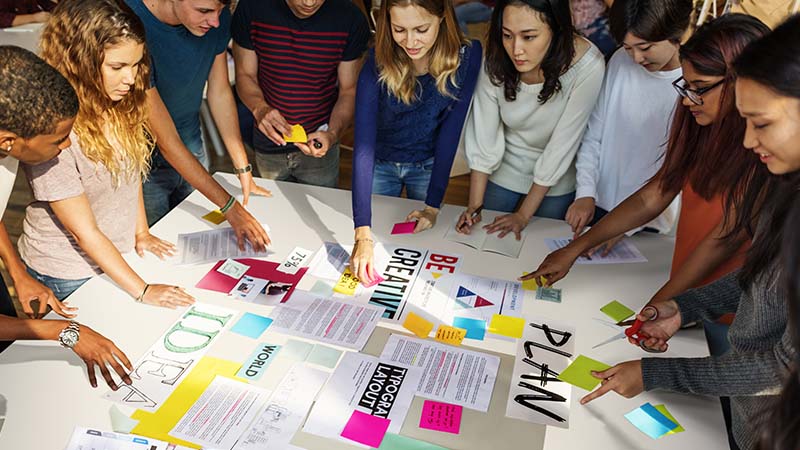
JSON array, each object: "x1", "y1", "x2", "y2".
[
  {"x1": 131, "y1": 357, "x2": 242, "y2": 448},
  {"x1": 403, "y1": 312, "x2": 434, "y2": 338},
  {"x1": 333, "y1": 267, "x2": 359, "y2": 296},
  {"x1": 434, "y1": 325, "x2": 467, "y2": 346},
  {"x1": 283, "y1": 124, "x2": 308, "y2": 143},
  {"x1": 521, "y1": 272, "x2": 538, "y2": 291},
  {"x1": 655, "y1": 404, "x2": 685, "y2": 434},
  {"x1": 488, "y1": 314, "x2": 525, "y2": 338},
  {"x1": 201, "y1": 209, "x2": 226, "y2": 225}
]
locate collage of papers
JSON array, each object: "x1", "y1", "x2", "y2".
[{"x1": 66, "y1": 226, "x2": 672, "y2": 450}]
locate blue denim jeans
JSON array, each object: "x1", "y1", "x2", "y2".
[
  {"x1": 0, "y1": 276, "x2": 16, "y2": 353},
  {"x1": 483, "y1": 180, "x2": 575, "y2": 220},
  {"x1": 143, "y1": 136, "x2": 209, "y2": 226},
  {"x1": 25, "y1": 266, "x2": 91, "y2": 302},
  {"x1": 582, "y1": 16, "x2": 616, "y2": 58},
  {"x1": 455, "y1": 2, "x2": 493, "y2": 31},
  {"x1": 372, "y1": 157, "x2": 434, "y2": 201}
]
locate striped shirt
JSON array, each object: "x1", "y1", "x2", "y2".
[{"x1": 232, "y1": 0, "x2": 369, "y2": 151}]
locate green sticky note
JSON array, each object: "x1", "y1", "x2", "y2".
[
  {"x1": 307, "y1": 344, "x2": 343, "y2": 369},
  {"x1": 557, "y1": 355, "x2": 612, "y2": 391},
  {"x1": 600, "y1": 300, "x2": 635, "y2": 323},
  {"x1": 376, "y1": 433, "x2": 449, "y2": 450},
  {"x1": 655, "y1": 404, "x2": 685, "y2": 434},
  {"x1": 281, "y1": 339, "x2": 314, "y2": 361}
]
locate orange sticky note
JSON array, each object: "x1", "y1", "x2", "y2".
[
  {"x1": 201, "y1": 209, "x2": 226, "y2": 225},
  {"x1": 333, "y1": 267, "x2": 359, "y2": 296},
  {"x1": 403, "y1": 312, "x2": 434, "y2": 339},
  {"x1": 488, "y1": 314, "x2": 525, "y2": 338},
  {"x1": 283, "y1": 124, "x2": 308, "y2": 143},
  {"x1": 521, "y1": 272, "x2": 538, "y2": 291},
  {"x1": 434, "y1": 325, "x2": 466, "y2": 346}
]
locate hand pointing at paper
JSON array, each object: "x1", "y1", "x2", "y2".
[{"x1": 580, "y1": 360, "x2": 644, "y2": 404}]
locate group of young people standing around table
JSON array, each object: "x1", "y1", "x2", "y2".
[{"x1": 0, "y1": 0, "x2": 798, "y2": 449}]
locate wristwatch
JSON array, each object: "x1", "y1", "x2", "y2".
[
  {"x1": 233, "y1": 164, "x2": 252, "y2": 174},
  {"x1": 58, "y1": 321, "x2": 80, "y2": 349}
]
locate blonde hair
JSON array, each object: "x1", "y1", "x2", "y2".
[
  {"x1": 40, "y1": 0, "x2": 152, "y2": 185},
  {"x1": 375, "y1": 0, "x2": 469, "y2": 104}
]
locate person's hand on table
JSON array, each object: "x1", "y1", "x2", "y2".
[
  {"x1": 351, "y1": 233, "x2": 375, "y2": 285},
  {"x1": 484, "y1": 211, "x2": 529, "y2": 240},
  {"x1": 628, "y1": 299, "x2": 682, "y2": 352},
  {"x1": 30, "y1": 11, "x2": 51, "y2": 23},
  {"x1": 586, "y1": 233, "x2": 625, "y2": 258},
  {"x1": 142, "y1": 284, "x2": 195, "y2": 309},
  {"x1": 14, "y1": 272, "x2": 76, "y2": 319},
  {"x1": 520, "y1": 245, "x2": 581, "y2": 287},
  {"x1": 253, "y1": 104, "x2": 291, "y2": 147},
  {"x1": 580, "y1": 360, "x2": 643, "y2": 404},
  {"x1": 456, "y1": 206, "x2": 483, "y2": 234},
  {"x1": 238, "y1": 172, "x2": 272, "y2": 206},
  {"x1": 407, "y1": 206, "x2": 439, "y2": 233},
  {"x1": 224, "y1": 201, "x2": 271, "y2": 251},
  {"x1": 135, "y1": 231, "x2": 176, "y2": 259},
  {"x1": 296, "y1": 130, "x2": 336, "y2": 158},
  {"x1": 71, "y1": 324, "x2": 133, "y2": 390},
  {"x1": 566, "y1": 197, "x2": 595, "y2": 239}
]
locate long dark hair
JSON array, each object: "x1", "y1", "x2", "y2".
[
  {"x1": 729, "y1": 14, "x2": 800, "y2": 290},
  {"x1": 485, "y1": 0, "x2": 575, "y2": 103},
  {"x1": 608, "y1": 0, "x2": 693, "y2": 44},
  {"x1": 655, "y1": 14, "x2": 770, "y2": 201}
]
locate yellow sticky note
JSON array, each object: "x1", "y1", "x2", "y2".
[
  {"x1": 521, "y1": 272, "x2": 538, "y2": 291},
  {"x1": 488, "y1": 314, "x2": 525, "y2": 338},
  {"x1": 131, "y1": 357, "x2": 242, "y2": 448},
  {"x1": 283, "y1": 124, "x2": 308, "y2": 143},
  {"x1": 655, "y1": 404, "x2": 685, "y2": 434},
  {"x1": 403, "y1": 312, "x2": 434, "y2": 338},
  {"x1": 201, "y1": 209, "x2": 226, "y2": 225},
  {"x1": 333, "y1": 267, "x2": 359, "y2": 296},
  {"x1": 434, "y1": 325, "x2": 467, "y2": 346}
]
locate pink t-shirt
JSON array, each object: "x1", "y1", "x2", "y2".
[{"x1": 18, "y1": 131, "x2": 140, "y2": 279}]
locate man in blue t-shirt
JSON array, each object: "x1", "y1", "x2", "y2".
[
  {"x1": 231, "y1": 0, "x2": 368, "y2": 187},
  {"x1": 126, "y1": 0, "x2": 270, "y2": 250}
]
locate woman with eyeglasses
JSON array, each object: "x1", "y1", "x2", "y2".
[{"x1": 524, "y1": 14, "x2": 769, "y2": 305}]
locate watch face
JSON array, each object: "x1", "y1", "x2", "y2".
[{"x1": 62, "y1": 330, "x2": 79, "y2": 347}]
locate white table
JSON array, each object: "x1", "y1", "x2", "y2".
[
  {"x1": 0, "y1": 173, "x2": 728, "y2": 449},
  {"x1": 0, "y1": 23, "x2": 43, "y2": 53}
]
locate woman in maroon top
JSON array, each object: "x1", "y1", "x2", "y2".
[{"x1": 0, "y1": 0, "x2": 56, "y2": 28}]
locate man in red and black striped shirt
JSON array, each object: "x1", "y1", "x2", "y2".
[{"x1": 232, "y1": 0, "x2": 369, "y2": 187}]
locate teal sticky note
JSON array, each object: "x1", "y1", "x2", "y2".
[
  {"x1": 310, "y1": 280, "x2": 334, "y2": 296},
  {"x1": 452, "y1": 317, "x2": 486, "y2": 340},
  {"x1": 236, "y1": 343, "x2": 282, "y2": 380},
  {"x1": 641, "y1": 403, "x2": 678, "y2": 430},
  {"x1": 624, "y1": 405, "x2": 673, "y2": 439},
  {"x1": 306, "y1": 344, "x2": 343, "y2": 369},
  {"x1": 376, "y1": 433, "x2": 448, "y2": 450},
  {"x1": 231, "y1": 313, "x2": 273, "y2": 339},
  {"x1": 281, "y1": 339, "x2": 314, "y2": 361}
]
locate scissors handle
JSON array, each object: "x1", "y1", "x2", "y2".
[{"x1": 624, "y1": 305, "x2": 664, "y2": 353}]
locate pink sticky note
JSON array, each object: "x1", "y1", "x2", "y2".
[
  {"x1": 391, "y1": 221, "x2": 417, "y2": 235},
  {"x1": 419, "y1": 400, "x2": 462, "y2": 434},
  {"x1": 340, "y1": 410, "x2": 391, "y2": 448},
  {"x1": 361, "y1": 271, "x2": 385, "y2": 288}
]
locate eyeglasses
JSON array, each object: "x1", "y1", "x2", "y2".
[{"x1": 672, "y1": 76, "x2": 726, "y2": 105}]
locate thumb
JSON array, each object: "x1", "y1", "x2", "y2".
[
  {"x1": 242, "y1": 185, "x2": 251, "y2": 207},
  {"x1": 591, "y1": 366, "x2": 619, "y2": 379},
  {"x1": 136, "y1": 246, "x2": 144, "y2": 257}
]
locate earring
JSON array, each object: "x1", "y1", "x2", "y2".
[{"x1": 1, "y1": 144, "x2": 11, "y2": 154}]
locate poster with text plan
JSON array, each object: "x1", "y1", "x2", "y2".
[{"x1": 545, "y1": 237, "x2": 647, "y2": 264}]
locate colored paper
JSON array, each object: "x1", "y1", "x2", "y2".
[
  {"x1": 333, "y1": 267, "x2": 359, "y2": 295},
  {"x1": 283, "y1": 124, "x2": 307, "y2": 143},
  {"x1": 419, "y1": 400, "x2": 462, "y2": 434},
  {"x1": 624, "y1": 404, "x2": 676, "y2": 440},
  {"x1": 452, "y1": 316, "x2": 486, "y2": 340},
  {"x1": 641, "y1": 403, "x2": 679, "y2": 430},
  {"x1": 600, "y1": 300, "x2": 636, "y2": 323},
  {"x1": 521, "y1": 272, "x2": 538, "y2": 291},
  {"x1": 655, "y1": 404, "x2": 685, "y2": 434},
  {"x1": 557, "y1": 355, "x2": 612, "y2": 391},
  {"x1": 434, "y1": 325, "x2": 466, "y2": 346},
  {"x1": 282, "y1": 339, "x2": 315, "y2": 361},
  {"x1": 201, "y1": 209, "x2": 226, "y2": 225},
  {"x1": 361, "y1": 270, "x2": 386, "y2": 288},
  {"x1": 231, "y1": 313, "x2": 273, "y2": 339},
  {"x1": 309, "y1": 280, "x2": 334, "y2": 296},
  {"x1": 131, "y1": 357, "x2": 241, "y2": 449},
  {"x1": 108, "y1": 405, "x2": 139, "y2": 434},
  {"x1": 391, "y1": 221, "x2": 417, "y2": 235},
  {"x1": 218, "y1": 259, "x2": 249, "y2": 279},
  {"x1": 535, "y1": 287, "x2": 562, "y2": 303},
  {"x1": 236, "y1": 343, "x2": 281, "y2": 381},
  {"x1": 403, "y1": 312, "x2": 434, "y2": 338},
  {"x1": 196, "y1": 258, "x2": 306, "y2": 304},
  {"x1": 488, "y1": 314, "x2": 525, "y2": 338},
  {"x1": 376, "y1": 433, "x2": 449, "y2": 450},
  {"x1": 306, "y1": 344, "x2": 343, "y2": 369},
  {"x1": 340, "y1": 410, "x2": 391, "y2": 448}
]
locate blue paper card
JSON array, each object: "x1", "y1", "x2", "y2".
[
  {"x1": 452, "y1": 317, "x2": 487, "y2": 340},
  {"x1": 236, "y1": 343, "x2": 282, "y2": 380},
  {"x1": 624, "y1": 404, "x2": 675, "y2": 439},
  {"x1": 641, "y1": 403, "x2": 678, "y2": 430},
  {"x1": 231, "y1": 313, "x2": 273, "y2": 339}
]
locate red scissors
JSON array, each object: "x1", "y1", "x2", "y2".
[{"x1": 593, "y1": 305, "x2": 664, "y2": 353}]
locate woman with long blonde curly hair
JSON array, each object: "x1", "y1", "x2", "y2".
[
  {"x1": 350, "y1": 0, "x2": 482, "y2": 285},
  {"x1": 17, "y1": 0, "x2": 195, "y2": 308}
]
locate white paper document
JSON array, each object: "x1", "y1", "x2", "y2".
[
  {"x1": 233, "y1": 364, "x2": 330, "y2": 450},
  {"x1": 379, "y1": 334, "x2": 499, "y2": 412},
  {"x1": 445, "y1": 223, "x2": 526, "y2": 258},
  {"x1": 544, "y1": 237, "x2": 647, "y2": 264},
  {"x1": 506, "y1": 316, "x2": 576, "y2": 428},
  {"x1": 176, "y1": 226, "x2": 272, "y2": 265},
  {"x1": 278, "y1": 247, "x2": 314, "y2": 275},
  {"x1": 303, "y1": 352, "x2": 423, "y2": 442},
  {"x1": 65, "y1": 427, "x2": 171, "y2": 450},
  {"x1": 269, "y1": 291, "x2": 384, "y2": 350},
  {"x1": 105, "y1": 303, "x2": 237, "y2": 411},
  {"x1": 307, "y1": 242, "x2": 351, "y2": 280}
]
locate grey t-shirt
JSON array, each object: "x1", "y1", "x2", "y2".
[{"x1": 19, "y1": 131, "x2": 139, "y2": 279}]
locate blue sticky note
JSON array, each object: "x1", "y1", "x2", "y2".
[
  {"x1": 624, "y1": 405, "x2": 673, "y2": 439},
  {"x1": 236, "y1": 343, "x2": 282, "y2": 380},
  {"x1": 453, "y1": 317, "x2": 486, "y2": 340},
  {"x1": 641, "y1": 403, "x2": 678, "y2": 430},
  {"x1": 231, "y1": 313, "x2": 273, "y2": 339}
]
